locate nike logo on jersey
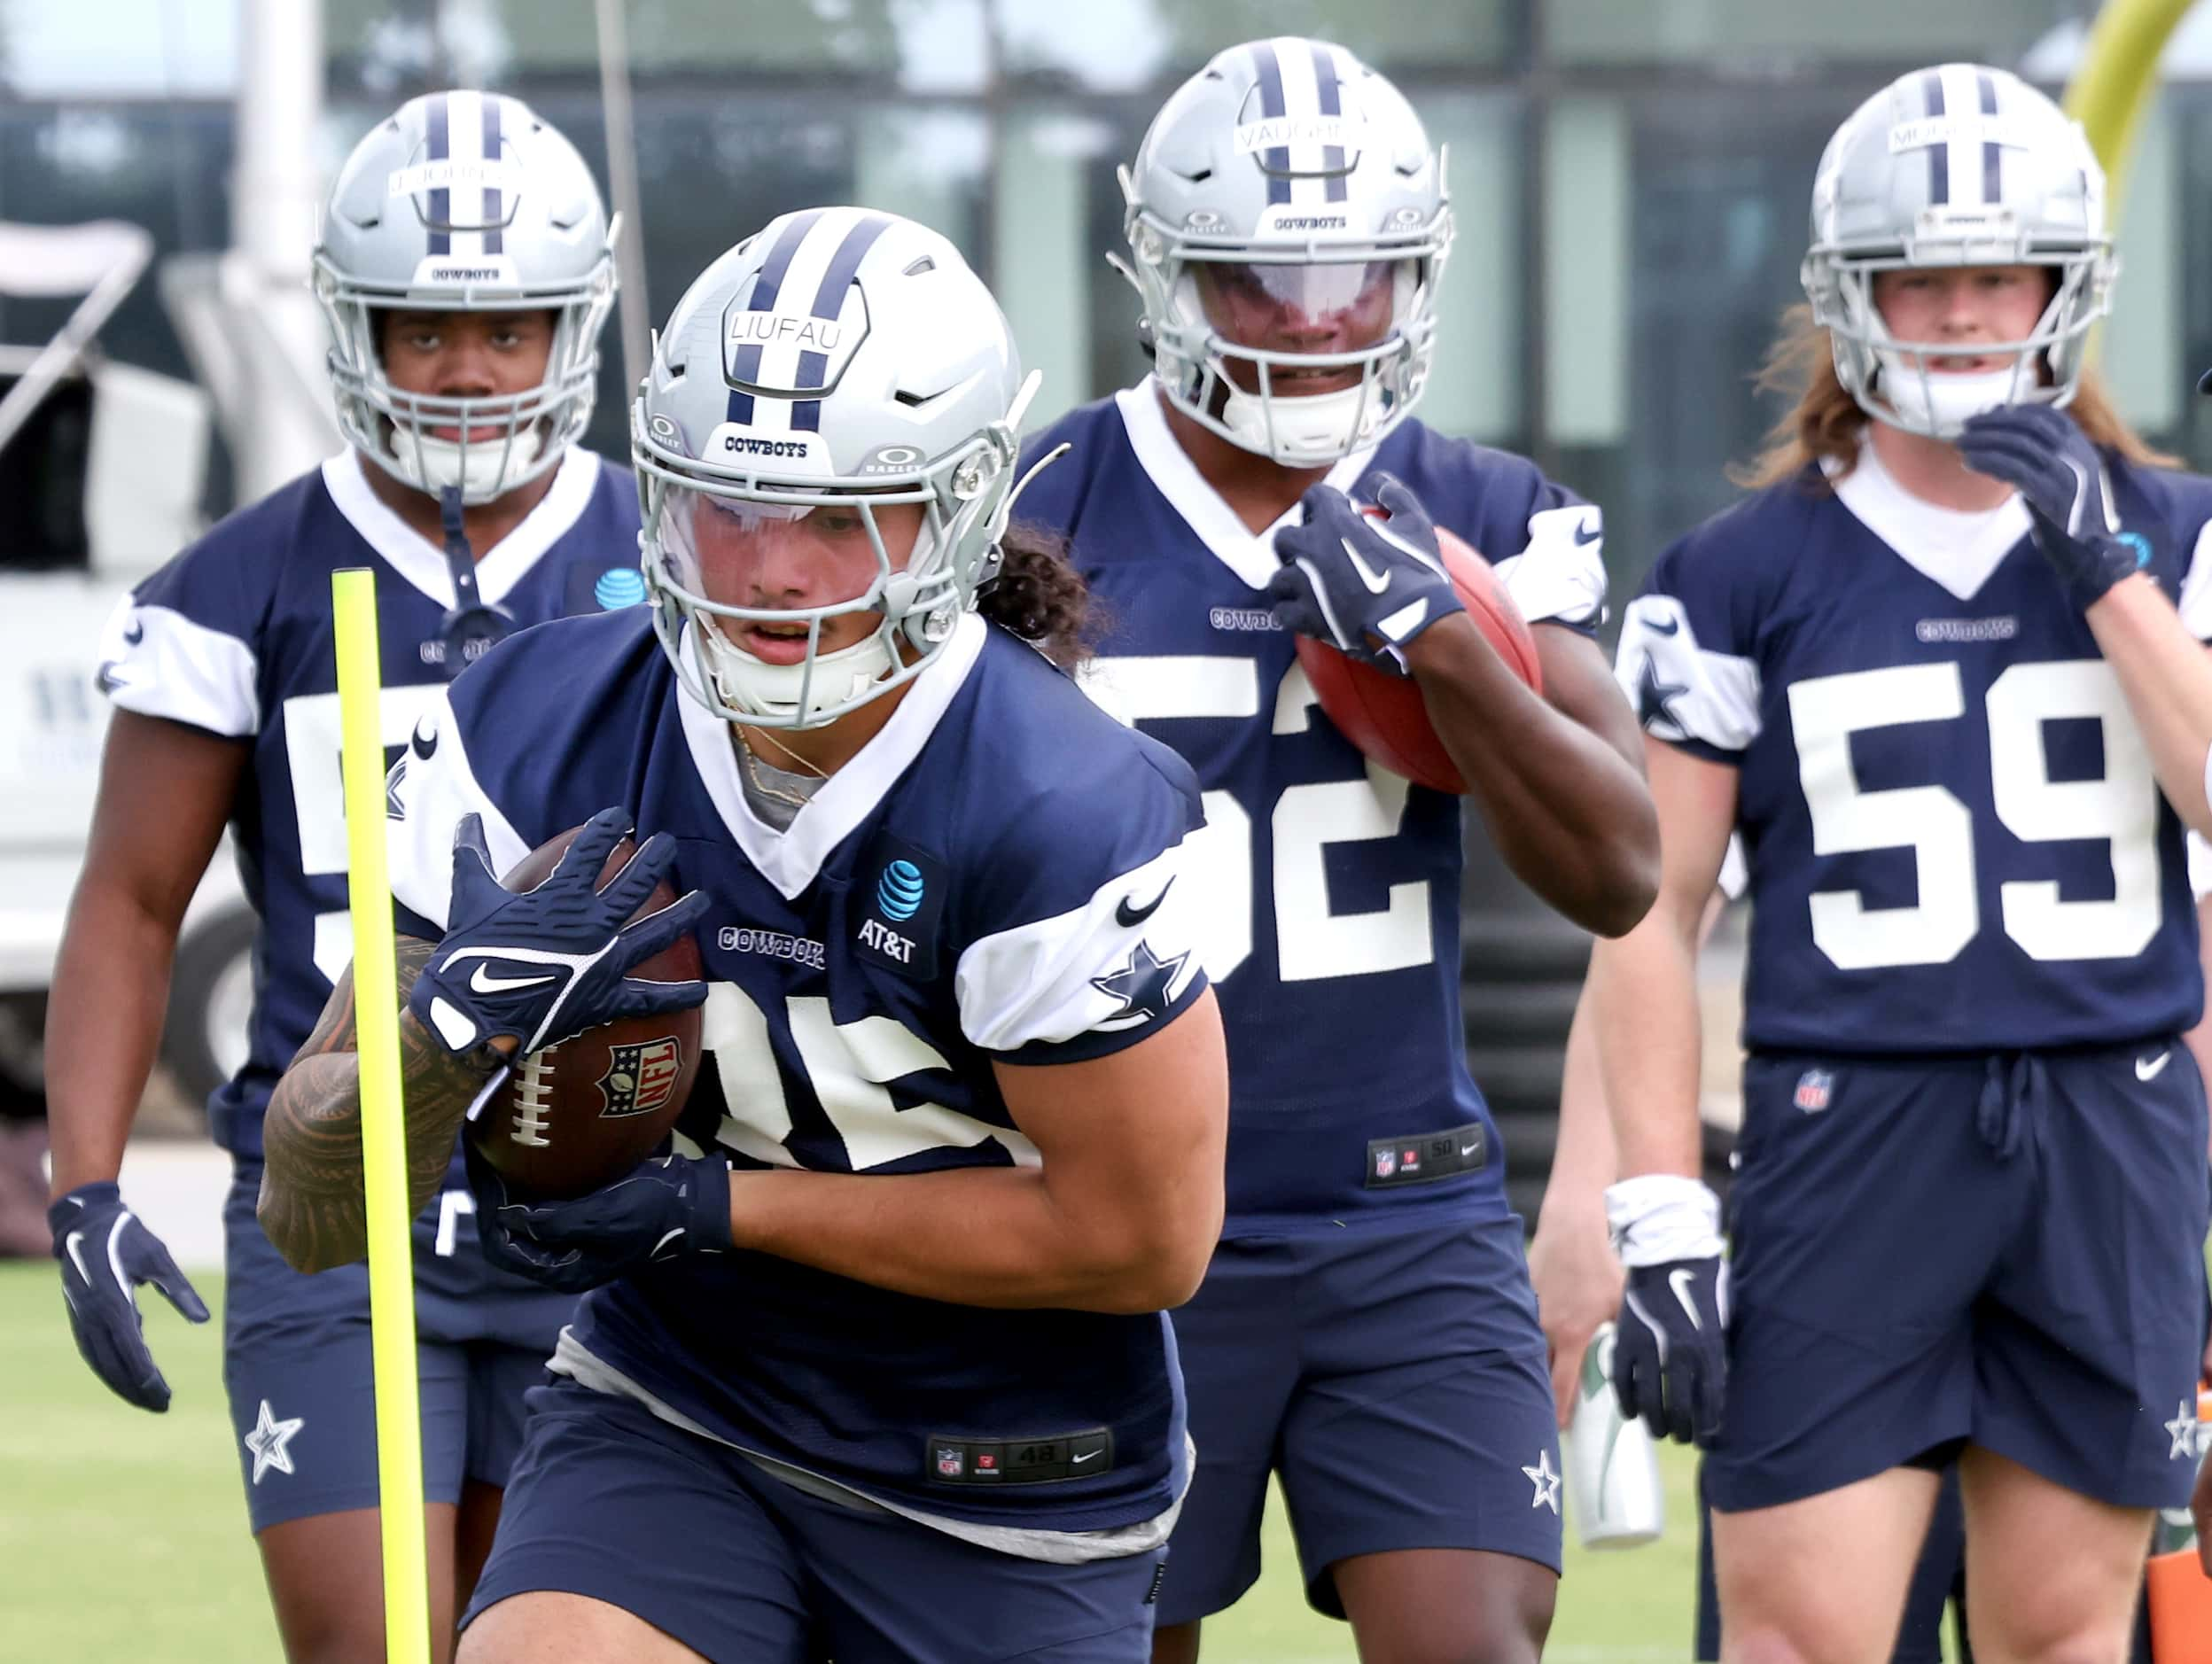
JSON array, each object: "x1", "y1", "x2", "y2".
[
  {"x1": 470, "y1": 965, "x2": 559, "y2": 995},
  {"x1": 1340, "y1": 538, "x2": 1392, "y2": 595},
  {"x1": 411, "y1": 718, "x2": 439, "y2": 761},
  {"x1": 1646, "y1": 615, "x2": 1680, "y2": 636},
  {"x1": 122, "y1": 618, "x2": 145, "y2": 646},
  {"x1": 2137, "y1": 1050, "x2": 2171, "y2": 1082},
  {"x1": 1573, "y1": 519, "x2": 1601, "y2": 547},
  {"x1": 1115, "y1": 878, "x2": 1174, "y2": 929}
]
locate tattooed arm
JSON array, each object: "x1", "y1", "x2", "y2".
[{"x1": 256, "y1": 937, "x2": 510, "y2": 1274}]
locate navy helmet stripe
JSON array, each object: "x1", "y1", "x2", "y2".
[
  {"x1": 425, "y1": 93, "x2": 452, "y2": 256},
  {"x1": 1920, "y1": 70, "x2": 1948, "y2": 205},
  {"x1": 482, "y1": 96, "x2": 503, "y2": 255},
  {"x1": 790, "y1": 214, "x2": 892, "y2": 429},
  {"x1": 746, "y1": 208, "x2": 829, "y2": 315},
  {"x1": 1310, "y1": 42, "x2": 1349, "y2": 203},
  {"x1": 806, "y1": 214, "x2": 892, "y2": 323},
  {"x1": 726, "y1": 209, "x2": 830, "y2": 426},
  {"x1": 1976, "y1": 69, "x2": 2002, "y2": 206},
  {"x1": 1251, "y1": 43, "x2": 1292, "y2": 206}
]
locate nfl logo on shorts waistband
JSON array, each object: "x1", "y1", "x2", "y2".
[
  {"x1": 936, "y1": 1446, "x2": 964, "y2": 1477},
  {"x1": 1374, "y1": 1149, "x2": 1398, "y2": 1179},
  {"x1": 1795, "y1": 1069, "x2": 1834, "y2": 1113}
]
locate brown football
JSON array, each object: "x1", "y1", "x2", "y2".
[{"x1": 462, "y1": 824, "x2": 705, "y2": 1201}]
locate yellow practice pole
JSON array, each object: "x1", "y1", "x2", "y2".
[
  {"x1": 331, "y1": 567, "x2": 432, "y2": 1664},
  {"x1": 2064, "y1": 0, "x2": 2196, "y2": 198}
]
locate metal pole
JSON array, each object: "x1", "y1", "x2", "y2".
[{"x1": 595, "y1": 0, "x2": 651, "y2": 403}]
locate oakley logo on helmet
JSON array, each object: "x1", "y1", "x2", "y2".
[{"x1": 860, "y1": 444, "x2": 926, "y2": 473}]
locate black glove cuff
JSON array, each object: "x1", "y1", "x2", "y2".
[{"x1": 48, "y1": 1180, "x2": 121, "y2": 1240}]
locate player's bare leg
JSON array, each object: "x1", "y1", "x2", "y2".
[
  {"x1": 1333, "y1": 1547, "x2": 1556, "y2": 1664},
  {"x1": 458, "y1": 1592, "x2": 709, "y2": 1663},
  {"x1": 1710, "y1": 1466, "x2": 1941, "y2": 1664},
  {"x1": 1956, "y1": 1446, "x2": 2152, "y2": 1663},
  {"x1": 256, "y1": 1502, "x2": 460, "y2": 1664},
  {"x1": 455, "y1": 1479, "x2": 504, "y2": 1618},
  {"x1": 1150, "y1": 1619, "x2": 1200, "y2": 1663}
]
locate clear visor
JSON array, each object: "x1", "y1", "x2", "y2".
[
  {"x1": 652, "y1": 484, "x2": 934, "y2": 627},
  {"x1": 1190, "y1": 258, "x2": 1410, "y2": 355}
]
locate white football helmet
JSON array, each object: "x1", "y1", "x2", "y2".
[
  {"x1": 1803, "y1": 64, "x2": 2114, "y2": 439},
  {"x1": 315, "y1": 90, "x2": 616, "y2": 503},
  {"x1": 634, "y1": 207, "x2": 1041, "y2": 730},
  {"x1": 1118, "y1": 37, "x2": 1452, "y2": 466}
]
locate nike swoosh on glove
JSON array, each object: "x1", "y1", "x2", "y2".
[
  {"x1": 409, "y1": 806, "x2": 710, "y2": 1060},
  {"x1": 1605, "y1": 1172, "x2": 1728, "y2": 1446},
  {"x1": 51, "y1": 1181, "x2": 210, "y2": 1412},
  {"x1": 1958, "y1": 404, "x2": 2142, "y2": 613},
  {"x1": 468, "y1": 1140, "x2": 732, "y2": 1294},
  {"x1": 1267, "y1": 472, "x2": 1465, "y2": 674}
]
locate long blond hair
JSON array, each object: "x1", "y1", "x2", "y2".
[{"x1": 1732, "y1": 302, "x2": 2175, "y2": 491}]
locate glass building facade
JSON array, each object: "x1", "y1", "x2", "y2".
[{"x1": 3, "y1": 0, "x2": 2172, "y2": 594}]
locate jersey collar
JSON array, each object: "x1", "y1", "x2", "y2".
[
  {"x1": 674, "y1": 610, "x2": 988, "y2": 899},
  {"x1": 319, "y1": 446, "x2": 604, "y2": 610},
  {"x1": 1827, "y1": 439, "x2": 2032, "y2": 603},
  {"x1": 1113, "y1": 377, "x2": 1378, "y2": 590}
]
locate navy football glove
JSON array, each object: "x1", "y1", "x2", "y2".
[
  {"x1": 409, "y1": 807, "x2": 709, "y2": 1060},
  {"x1": 1267, "y1": 474, "x2": 1465, "y2": 674},
  {"x1": 1958, "y1": 405, "x2": 2142, "y2": 612},
  {"x1": 1606, "y1": 1173, "x2": 1728, "y2": 1447},
  {"x1": 468, "y1": 1141, "x2": 732, "y2": 1294},
  {"x1": 50, "y1": 1182, "x2": 210, "y2": 1412}
]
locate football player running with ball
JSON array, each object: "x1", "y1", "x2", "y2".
[
  {"x1": 1017, "y1": 38, "x2": 1659, "y2": 1663},
  {"x1": 1591, "y1": 65, "x2": 2212, "y2": 1664},
  {"x1": 259, "y1": 208, "x2": 1230, "y2": 1664},
  {"x1": 45, "y1": 94, "x2": 634, "y2": 1661}
]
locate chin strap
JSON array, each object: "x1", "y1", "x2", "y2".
[{"x1": 441, "y1": 487, "x2": 479, "y2": 605}]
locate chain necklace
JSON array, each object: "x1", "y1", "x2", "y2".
[{"x1": 736, "y1": 727, "x2": 830, "y2": 811}]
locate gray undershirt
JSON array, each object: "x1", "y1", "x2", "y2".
[{"x1": 735, "y1": 741, "x2": 825, "y2": 831}]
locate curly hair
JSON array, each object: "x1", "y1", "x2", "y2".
[
  {"x1": 1733, "y1": 302, "x2": 2174, "y2": 491},
  {"x1": 976, "y1": 522, "x2": 1095, "y2": 669}
]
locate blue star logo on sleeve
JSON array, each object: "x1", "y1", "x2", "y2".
[
  {"x1": 1089, "y1": 940, "x2": 1189, "y2": 1031},
  {"x1": 1635, "y1": 652, "x2": 1688, "y2": 736},
  {"x1": 245, "y1": 1398, "x2": 305, "y2": 1485}
]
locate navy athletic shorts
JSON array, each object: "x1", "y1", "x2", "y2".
[
  {"x1": 221, "y1": 1155, "x2": 575, "y2": 1532},
  {"x1": 463, "y1": 1377, "x2": 1168, "y2": 1662},
  {"x1": 1156, "y1": 1212, "x2": 1562, "y2": 1625},
  {"x1": 1707, "y1": 1042, "x2": 2210, "y2": 1515}
]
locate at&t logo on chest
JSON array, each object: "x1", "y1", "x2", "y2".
[{"x1": 853, "y1": 838, "x2": 946, "y2": 979}]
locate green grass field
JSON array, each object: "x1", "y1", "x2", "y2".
[{"x1": 2, "y1": 1262, "x2": 1698, "y2": 1661}]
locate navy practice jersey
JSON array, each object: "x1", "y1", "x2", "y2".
[
  {"x1": 95, "y1": 447, "x2": 644, "y2": 1155},
  {"x1": 385, "y1": 607, "x2": 1211, "y2": 1542},
  {"x1": 1018, "y1": 381, "x2": 1608, "y2": 1233},
  {"x1": 1617, "y1": 442, "x2": 2212, "y2": 1054}
]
